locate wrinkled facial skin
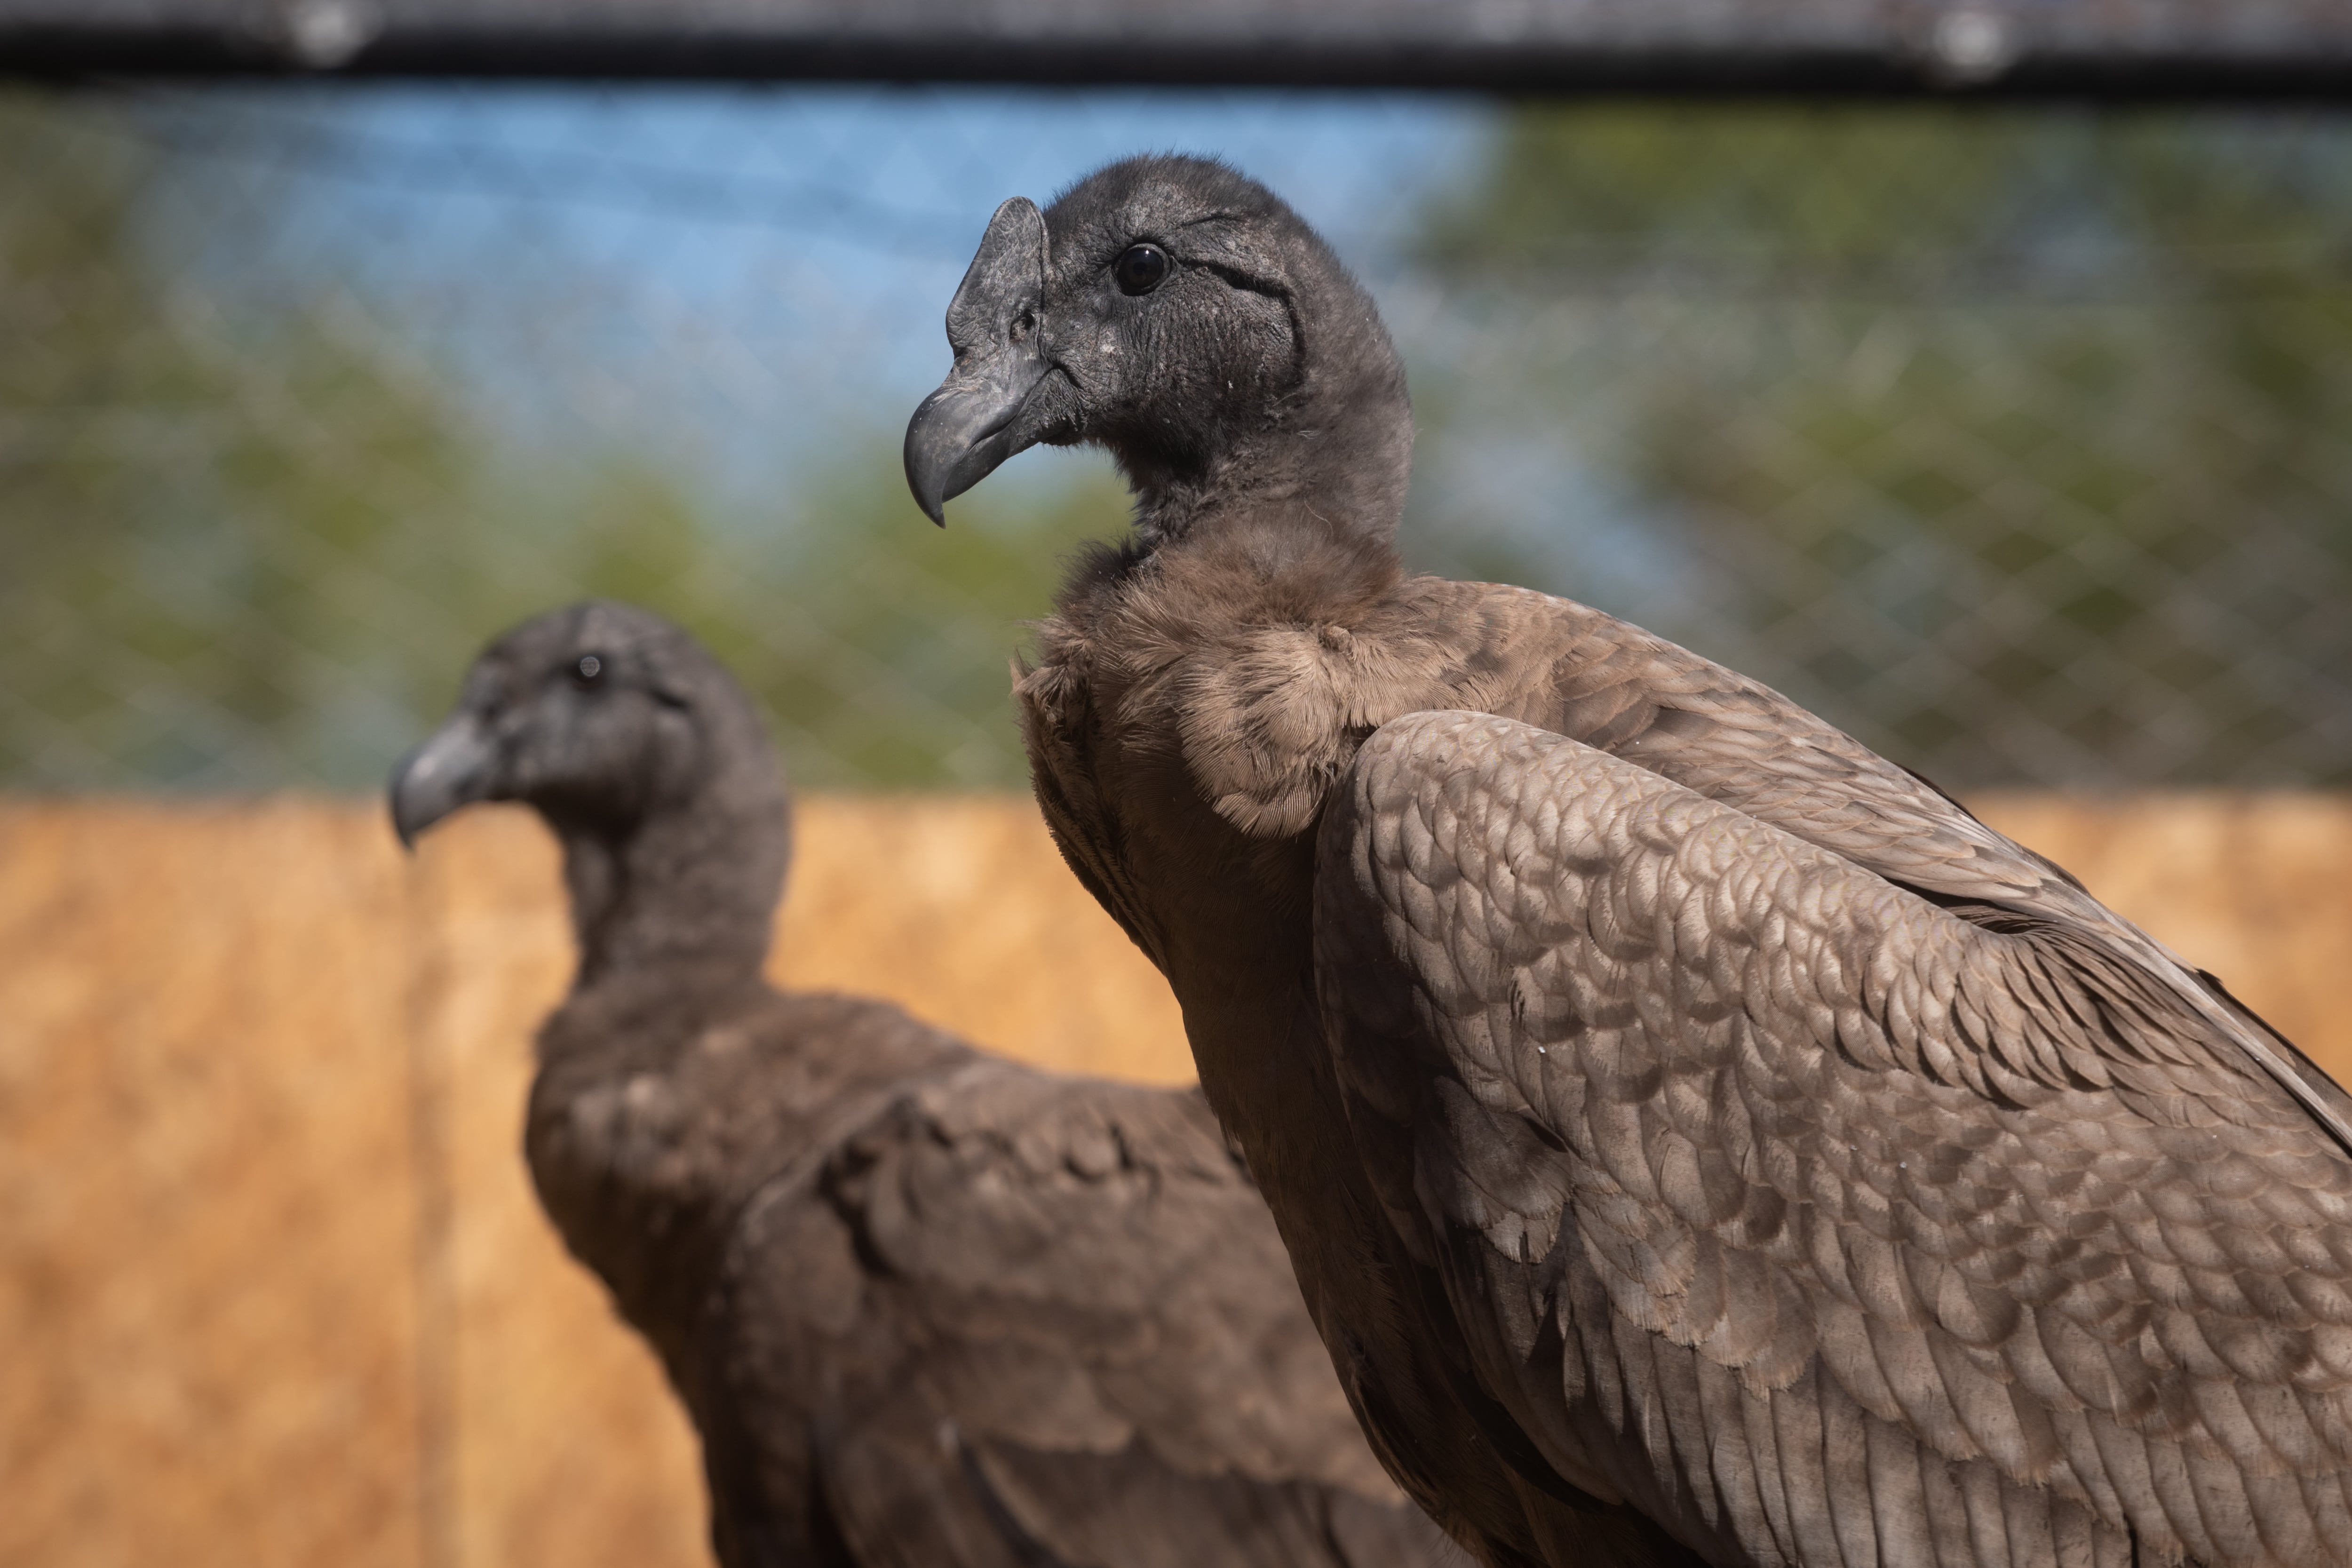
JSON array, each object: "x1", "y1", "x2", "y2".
[
  {"x1": 905, "y1": 158, "x2": 1306, "y2": 523},
  {"x1": 390, "y1": 607, "x2": 701, "y2": 846}
]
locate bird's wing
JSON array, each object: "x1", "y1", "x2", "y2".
[
  {"x1": 1478, "y1": 584, "x2": 2352, "y2": 1154},
  {"x1": 738, "y1": 1057, "x2": 1456, "y2": 1568},
  {"x1": 1313, "y1": 709, "x2": 2352, "y2": 1568}
]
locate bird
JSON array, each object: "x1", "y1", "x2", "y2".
[
  {"x1": 901, "y1": 153, "x2": 2352, "y2": 1568},
  {"x1": 388, "y1": 599, "x2": 1462, "y2": 1568}
]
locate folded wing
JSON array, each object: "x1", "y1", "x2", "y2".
[
  {"x1": 1314, "y1": 708, "x2": 2352, "y2": 1568},
  {"x1": 1493, "y1": 586, "x2": 2352, "y2": 1153},
  {"x1": 725, "y1": 1058, "x2": 1458, "y2": 1568}
]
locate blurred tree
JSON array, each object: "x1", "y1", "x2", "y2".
[
  {"x1": 0, "y1": 89, "x2": 1110, "y2": 792},
  {"x1": 0, "y1": 89, "x2": 486, "y2": 788},
  {"x1": 707, "y1": 449, "x2": 1126, "y2": 789},
  {"x1": 1406, "y1": 106, "x2": 2352, "y2": 788}
]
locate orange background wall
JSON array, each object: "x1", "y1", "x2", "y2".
[{"x1": 2, "y1": 792, "x2": 2347, "y2": 1568}]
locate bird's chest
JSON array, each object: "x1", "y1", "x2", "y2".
[
  {"x1": 524, "y1": 1065, "x2": 731, "y2": 1321},
  {"x1": 1025, "y1": 655, "x2": 1477, "y2": 1455},
  {"x1": 1026, "y1": 646, "x2": 1322, "y2": 958}
]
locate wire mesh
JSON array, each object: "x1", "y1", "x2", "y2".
[{"x1": 5, "y1": 85, "x2": 2350, "y2": 794}]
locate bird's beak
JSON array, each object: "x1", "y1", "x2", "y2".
[
  {"x1": 904, "y1": 196, "x2": 1050, "y2": 526},
  {"x1": 389, "y1": 712, "x2": 500, "y2": 849}
]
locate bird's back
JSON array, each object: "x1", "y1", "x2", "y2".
[
  {"x1": 527, "y1": 965, "x2": 1455, "y2": 1568},
  {"x1": 526, "y1": 972, "x2": 976, "y2": 1371},
  {"x1": 716, "y1": 1054, "x2": 1459, "y2": 1568}
]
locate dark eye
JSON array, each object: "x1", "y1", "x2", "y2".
[
  {"x1": 572, "y1": 653, "x2": 605, "y2": 689},
  {"x1": 1113, "y1": 243, "x2": 1170, "y2": 296}
]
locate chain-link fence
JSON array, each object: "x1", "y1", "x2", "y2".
[{"x1": 8, "y1": 85, "x2": 2352, "y2": 794}]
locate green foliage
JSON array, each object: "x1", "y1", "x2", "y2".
[
  {"x1": 0, "y1": 91, "x2": 483, "y2": 786},
  {"x1": 730, "y1": 448, "x2": 1125, "y2": 788},
  {"x1": 0, "y1": 89, "x2": 1120, "y2": 792},
  {"x1": 1409, "y1": 104, "x2": 2352, "y2": 785}
]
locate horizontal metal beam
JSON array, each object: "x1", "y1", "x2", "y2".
[{"x1": 6, "y1": 0, "x2": 2352, "y2": 100}]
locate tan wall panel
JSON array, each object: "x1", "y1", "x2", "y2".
[
  {"x1": 3, "y1": 791, "x2": 2347, "y2": 1568},
  {"x1": 0, "y1": 802, "x2": 425, "y2": 1568}
]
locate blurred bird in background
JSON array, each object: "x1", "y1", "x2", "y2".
[{"x1": 390, "y1": 599, "x2": 1460, "y2": 1568}]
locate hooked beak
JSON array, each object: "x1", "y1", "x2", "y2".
[
  {"x1": 905, "y1": 196, "x2": 1051, "y2": 526},
  {"x1": 389, "y1": 712, "x2": 500, "y2": 849}
]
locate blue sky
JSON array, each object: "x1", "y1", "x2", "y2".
[{"x1": 132, "y1": 85, "x2": 1494, "y2": 501}]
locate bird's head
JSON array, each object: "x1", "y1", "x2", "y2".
[
  {"x1": 389, "y1": 599, "x2": 776, "y2": 853},
  {"x1": 904, "y1": 154, "x2": 1412, "y2": 548}
]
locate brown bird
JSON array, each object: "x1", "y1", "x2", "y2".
[
  {"x1": 388, "y1": 600, "x2": 1461, "y2": 1568},
  {"x1": 903, "y1": 155, "x2": 2352, "y2": 1568}
]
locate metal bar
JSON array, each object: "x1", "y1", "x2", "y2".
[{"x1": 7, "y1": 2, "x2": 2352, "y2": 98}]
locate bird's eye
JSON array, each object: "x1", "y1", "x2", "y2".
[
  {"x1": 572, "y1": 653, "x2": 605, "y2": 689},
  {"x1": 1114, "y1": 243, "x2": 1171, "y2": 296}
]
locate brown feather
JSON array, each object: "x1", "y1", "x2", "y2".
[{"x1": 415, "y1": 603, "x2": 1459, "y2": 1568}]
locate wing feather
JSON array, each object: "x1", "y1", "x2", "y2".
[
  {"x1": 1313, "y1": 709, "x2": 2352, "y2": 1567},
  {"x1": 806, "y1": 1061, "x2": 1458, "y2": 1568},
  {"x1": 712, "y1": 1056, "x2": 1458, "y2": 1568},
  {"x1": 1421, "y1": 583, "x2": 2352, "y2": 1160}
]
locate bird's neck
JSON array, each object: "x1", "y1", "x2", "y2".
[
  {"x1": 1130, "y1": 357, "x2": 1414, "y2": 556},
  {"x1": 552, "y1": 793, "x2": 785, "y2": 991}
]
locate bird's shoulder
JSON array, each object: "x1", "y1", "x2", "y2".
[
  {"x1": 1377, "y1": 582, "x2": 2352, "y2": 1141},
  {"x1": 1022, "y1": 537, "x2": 1547, "y2": 841},
  {"x1": 1034, "y1": 546, "x2": 2056, "y2": 906},
  {"x1": 528, "y1": 977, "x2": 972, "y2": 1242},
  {"x1": 705, "y1": 1051, "x2": 1460, "y2": 1568},
  {"x1": 813, "y1": 1058, "x2": 1405, "y2": 1495},
  {"x1": 1032, "y1": 550, "x2": 2350, "y2": 1138}
]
